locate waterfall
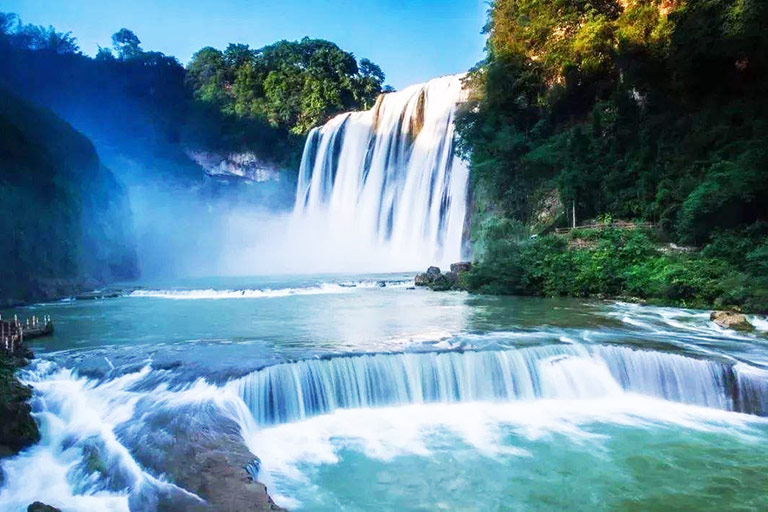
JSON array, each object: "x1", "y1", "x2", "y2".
[
  {"x1": 232, "y1": 345, "x2": 768, "y2": 426},
  {"x1": 292, "y1": 75, "x2": 470, "y2": 270}
]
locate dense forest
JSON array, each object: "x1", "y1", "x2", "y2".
[
  {"x1": 457, "y1": 0, "x2": 768, "y2": 312},
  {"x1": 0, "y1": 12, "x2": 387, "y2": 178}
]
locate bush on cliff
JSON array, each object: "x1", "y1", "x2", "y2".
[{"x1": 457, "y1": 0, "x2": 768, "y2": 306}]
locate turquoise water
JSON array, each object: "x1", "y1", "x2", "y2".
[{"x1": 2, "y1": 274, "x2": 768, "y2": 511}]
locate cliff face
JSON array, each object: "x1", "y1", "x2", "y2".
[
  {"x1": 186, "y1": 149, "x2": 283, "y2": 183},
  {"x1": 0, "y1": 88, "x2": 137, "y2": 304}
]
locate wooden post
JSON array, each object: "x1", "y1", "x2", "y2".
[{"x1": 572, "y1": 200, "x2": 576, "y2": 229}]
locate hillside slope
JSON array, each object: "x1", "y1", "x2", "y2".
[
  {"x1": 456, "y1": 0, "x2": 768, "y2": 311},
  {"x1": 0, "y1": 88, "x2": 137, "y2": 304}
]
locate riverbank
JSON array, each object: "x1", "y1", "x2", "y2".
[{"x1": 419, "y1": 228, "x2": 768, "y2": 315}]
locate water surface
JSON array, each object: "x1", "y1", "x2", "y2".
[{"x1": 2, "y1": 274, "x2": 767, "y2": 511}]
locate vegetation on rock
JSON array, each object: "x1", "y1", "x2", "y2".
[
  {"x1": 187, "y1": 38, "x2": 386, "y2": 135},
  {"x1": 0, "y1": 347, "x2": 39, "y2": 459},
  {"x1": 457, "y1": 0, "x2": 768, "y2": 312},
  {"x1": 465, "y1": 225, "x2": 768, "y2": 311}
]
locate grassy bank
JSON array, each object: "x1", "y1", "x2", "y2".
[{"x1": 463, "y1": 224, "x2": 768, "y2": 313}]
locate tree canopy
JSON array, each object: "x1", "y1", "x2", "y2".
[
  {"x1": 458, "y1": 0, "x2": 768, "y2": 243},
  {"x1": 187, "y1": 37, "x2": 387, "y2": 134},
  {"x1": 111, "y1": 28, "x2": 142, "y2": 60},
  {"x1": 457, "y1": 0, "x2": 768, "y2": 311},
  {"x1": 0, "y1": 13, "x2": 79, "y2": 54}
]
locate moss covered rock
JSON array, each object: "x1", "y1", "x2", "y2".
[
  {"x1": 0, "y1": 368, "x2": 39, "y2": 458},
  {"x1": 0, "y1": 355, "x2": 39, "y2": 458}
]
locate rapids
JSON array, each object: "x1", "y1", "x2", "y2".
[{"x1": 2, "y1": 277, "x2": 768, "y2": 510}]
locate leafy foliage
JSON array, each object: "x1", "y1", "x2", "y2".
[
  {"x1": 111, "y1": 28, "x2": 142, "y2": 60},
  {"x1": 457, "y1": 0, "x2": 768, "y2": 310},
  {"x1": 187, "y1": 38, "x2": 386, "y2": 135},
  {"x1": 466, "y1": 228, "x2": 768, "y2": 312}
]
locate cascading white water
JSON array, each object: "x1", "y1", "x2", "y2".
[
  {"x1": 292, "y1": 75, "x2": 470, "y2": 270},
  {"x1": 232, "y1": 345, "x2": 768, "y2": 426}
]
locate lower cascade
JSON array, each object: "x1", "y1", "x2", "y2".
[
  {"x1": 232, "y1": 344, "x2": 768, "y2": 426},
  {"x1": 292, "y1": 74, "x2": 470, "y2": 269}
]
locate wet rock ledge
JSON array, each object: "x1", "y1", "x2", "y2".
[
  {"x1": 0, "y1": 321, "x2": 41, "y2": 484},
  {"x1": 415, "y1": 262, "x2": 472, "y2": 291}
]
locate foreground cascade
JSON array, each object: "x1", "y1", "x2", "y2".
[
  {"x1": 232, "y1": 345, "x2": 768, "y2": 426},
  {"x1": 293, "y1": 75, "x2": 470, "y2": 268}
]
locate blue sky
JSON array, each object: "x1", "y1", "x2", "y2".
[{"x1": 3, "y1": 0, "x2": 488, "y2": 89}]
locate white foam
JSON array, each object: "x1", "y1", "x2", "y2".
[
  {"x1": 128, "y1": 280, "x2": 413, "y2": 300},
  {"x1": 242, "y1": 397, "x2": 766, "y2": 510},
  {"x1": 0, "y1": 367, "x2": 145, "y2": 511},
  {"x1": 609, "y1": 302, "x2": 766, "y2": 355},
  {"x1": 0, "y1": 365, "x2": 208, "y2": 512},
  {"x1": 750, "y1": 315, "x2": 768, "y2": 333}
]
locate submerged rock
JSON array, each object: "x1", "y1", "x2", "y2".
[
  {"x1": 28, "y1": 503, "x2": 62, "y2": 512},
  {"x1": 710, "y1": 311, "x2": 754, "y2": 332}
]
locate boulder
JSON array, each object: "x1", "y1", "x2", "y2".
[
  {"x1": 28, "y1": 503, "x2": 62, "y2": 512},
  {"x1": 414, "y1": 273, "x2": 430, "y2": 286},
  {"x1": 430, "y1": 272, "x2": 458, "y2": 291},
  {"x1": 416, "y1": 266, "x2": 443, "y2": 287},
  {"x1": 710, "y1": 311, "x2": 754, "y2": 332},
  {"x1": 449, "y1": 262, "x2": 472, "y2": 274},
  {"x1": 414, "y1": 266, "x2": 460, "y2": 291}
]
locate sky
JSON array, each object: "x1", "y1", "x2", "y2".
[{"x1": 3, "y1": 0, "x2": 488, "y2": 90}]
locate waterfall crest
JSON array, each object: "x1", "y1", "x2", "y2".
[
  {"x1": 292, "y1": 75, "x2": 470, "y2": 270},
  {"x1": 232, "y1": 345, "x2": 768, "y2": 426}
]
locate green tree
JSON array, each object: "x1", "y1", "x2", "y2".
[
  {"x1": 112, "y1": 28, "x2": 142, "y2": 60},
  {"x1": 185, "y1": 37, "x2": 386, "y2": 135},
  {"x1": 95, "y1": 45, "x2": 115, "y2": 61}
]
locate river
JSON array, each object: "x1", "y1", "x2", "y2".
[{"x1": 1, "y1": 274, "x2": 768, "y2": 511}]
